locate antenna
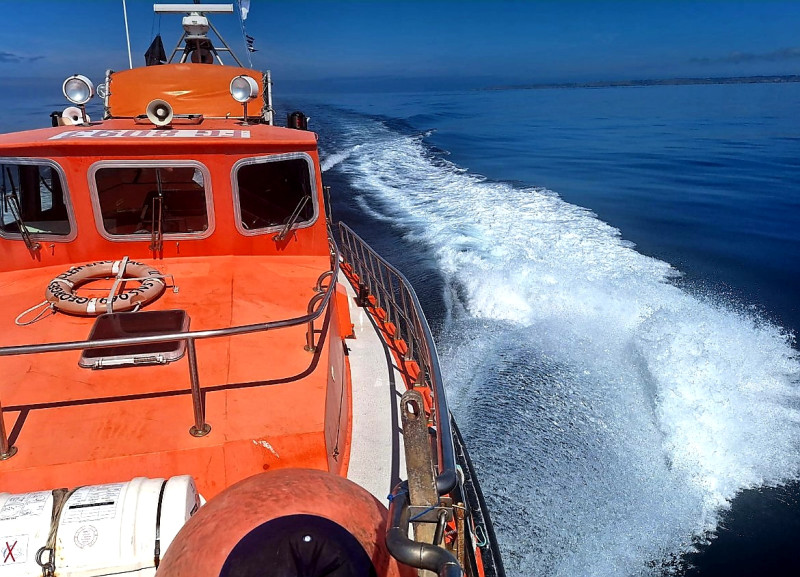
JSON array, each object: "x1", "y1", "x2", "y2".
[
  {"x1": 122, "y1": 0, "x2": 133, "y2": 69},
  {"x1": 153, "y1": 4, "x2": 234, "y2": 14},
  {"x1": 154, "y1": 4, "x2": 244, "y2": 66}
]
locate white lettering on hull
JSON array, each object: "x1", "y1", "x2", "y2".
[{"x1": 49, "y1": 129, "x2": 251, "y2": 140}]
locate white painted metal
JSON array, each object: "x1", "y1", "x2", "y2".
[
  {"x1": 122, "y1": 0, "x2": 133, "y2": 69},
  {"x1": 154, "y1": 4, "x2": 233, "y2": 13}
]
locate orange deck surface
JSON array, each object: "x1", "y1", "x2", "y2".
[{"x1": 0, "y1": 255, "x2": 347, "y2": 498}]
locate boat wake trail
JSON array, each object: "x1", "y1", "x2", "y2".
[
  {"x1": 321, "y1": 145, "x2": 359, "y2": 172},
  {"x1": 322, "y1": 112, "x2": 800, "y2": 577}
]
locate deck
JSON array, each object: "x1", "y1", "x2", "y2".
[{"x1": 0, "y1": 255, "x2": 345, "y2": 497}]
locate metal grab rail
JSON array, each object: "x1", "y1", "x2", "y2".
[
  {"x1": 337, "y1": 223, "x2": 457, "y2": 494},
  {"x1": 0, "y1": 245, "x2": 340, "y2": 456},
  {"x1": 386, "y1": 481, "x2": 462, "y2": 577}
]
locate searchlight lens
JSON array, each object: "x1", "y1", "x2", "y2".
[
  {"x1": 230, "y1": 75, "x2": 258, "y2": 103},
  {"x1": 62, "y1": 75, "x2": 95, "y2": 105}
]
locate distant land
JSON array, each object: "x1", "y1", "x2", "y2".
[{"x1": 486, "y1": 75, "x2": 800, "y2": 91}]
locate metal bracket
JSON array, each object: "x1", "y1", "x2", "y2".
[
  {"x1": 401, "y1": 389, "x2": 439, "y2": 509},
  {"x1": 407, "y1": 505, "x2": 454, "y2": 523}
]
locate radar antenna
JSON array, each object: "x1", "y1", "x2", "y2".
[{"x1": 154, "y1": 3, "x2": 244, "y2": 66}]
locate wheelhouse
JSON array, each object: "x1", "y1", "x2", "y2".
[{"x1": 0, "y1": 120, "x2": 328, "y2": 274}]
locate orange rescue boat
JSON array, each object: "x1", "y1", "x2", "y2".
[{"x1": 0, "y1": 4, "x2": 505, "y2": 576}]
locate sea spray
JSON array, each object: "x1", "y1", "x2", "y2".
[{"x1": 323, "y1": 110, "x2": 800, "y2": 576}]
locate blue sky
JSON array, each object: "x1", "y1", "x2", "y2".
[{"x1": 2, "y1": 1, "x2": 800, "y2": 90}]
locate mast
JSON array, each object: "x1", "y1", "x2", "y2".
[{"x1": 122, "y1": 0, "x2": 133, "y2": 69}]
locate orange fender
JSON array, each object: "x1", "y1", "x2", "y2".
[{"x1": 157, "y1": 468, "x2": 414, "y2": 577}]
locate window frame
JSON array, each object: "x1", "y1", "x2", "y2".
[
  {"x1": 231, "y1": 152, "x2": 319, "y2": 237},
  {"x1": 88, "y1": 159, "x2": 215, "y2": 242},
  {"x1": 0, "y1": 157, "x2": 77, "y2": 242}
]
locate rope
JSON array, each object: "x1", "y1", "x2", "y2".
[
  {"x1": 15, "y1": 301, "x2": 54, "y2": 326},
  {"x1": 474, "y1": 523, "x2": 489, "y2": 548},
  {"x1": 387, "y1": 485, "x2": 409, "y2": 503},
  {"x1": 36, "y1": 488, "x2": 79, "y2": 577},
  {"x1": 409, "y1": 504, "x2": 436, "y2": 522}
]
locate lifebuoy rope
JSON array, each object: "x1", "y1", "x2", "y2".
[{"x1": 15, "y1": 300, "x2": 55, "y2": 326}]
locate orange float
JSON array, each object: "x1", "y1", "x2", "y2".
[{"x1": 158, "y1": 469, "x2": 414, "y2": 577}]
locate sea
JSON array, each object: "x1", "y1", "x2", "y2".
[{"x1": 3, "y1": 79, "x2": 800, "y2": 577}]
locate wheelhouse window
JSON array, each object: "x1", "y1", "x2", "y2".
[
  {"x1": 93, "y1": 164, "x2": 210, "y2": 237},
  {"x1": 234, "y1": 154, "x2": 316, "y2": 233},
  {"x1": 0, "y1": 160, "x2": 72, "y2": 238}
]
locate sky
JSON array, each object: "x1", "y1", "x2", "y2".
[{"x1": 1, "y1": 1, "x2": 800, "y2": 91}]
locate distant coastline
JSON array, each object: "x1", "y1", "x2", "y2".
[{"x1": 486, "y1": 75, "x2": 800, "y2": 91}]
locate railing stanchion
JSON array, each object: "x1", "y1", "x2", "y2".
[
  {"x1": 0, "y1": 400, "x2": 17, "y2": 460},
  {"x1": 400, "y1": 286, "x2": 412, "y2": 359},
  {"x1": 187, "y1": 337, "x2": 211, "y2": 437}
]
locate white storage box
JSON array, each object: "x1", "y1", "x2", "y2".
[{"x1": 0, "y1": 476, "x2": 199, "y2": 577}]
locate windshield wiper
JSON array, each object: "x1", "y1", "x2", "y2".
[
  {"x1": 2, "y1": 168, "x2": 40, "y2": 255},
  {"x1": 274, "y1": 195, "x2": 311, "y2": 241},
  {"x1": 149, "y1": 169, "x2": 165, "y2": 256}
]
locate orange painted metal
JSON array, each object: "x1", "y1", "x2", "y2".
[
  {"x1": 0, "y1": 124, "x2": 327, "y2": 273},
  {"x1": 107, "y1": 64, "x2": 264, "y2": 119},
  {"x1": 335, "y1": 284, "x2": 355, "y2": 339},
  {"x1": 325, "y1": 287, "x2": 352, "y2": 476},
  {"x1": 0, "y1": 255, "x2": 345, "y2": 499}
]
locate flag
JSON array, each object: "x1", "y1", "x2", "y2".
[
  {"x1": 144, "y1": 34, "x2": 166, "y2": 66},
  {"x1": 240, "y1": 0, "x2": 250, "y2": 21}
]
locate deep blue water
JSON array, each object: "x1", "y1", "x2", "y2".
[
  {"x1": 3, "y1": 80, "x2": 800, "y2": 577},
  {"x1": 297, "y1": 83, "x2": 800, "y2": 577}
]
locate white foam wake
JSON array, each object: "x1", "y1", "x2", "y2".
[
  {"x1": 330, "y1": 118, "x2": 800, "y2": 576},
  {"x1": 321, "y1": 145, "x2": 360, "y2": 172}
]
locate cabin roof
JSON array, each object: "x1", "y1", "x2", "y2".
[{"x1": 0, "y1": 119, "x2": 317, "y2": 155}]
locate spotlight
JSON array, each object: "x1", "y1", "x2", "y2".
[
  {"x1": 230, "y1": 75, "x2": 259, "y2": 103},
  {"x1": 62, "y1": 74, "x2": 94, "y2": 105}
]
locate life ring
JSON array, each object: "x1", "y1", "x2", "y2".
[{"x1": 45, "y1": 259, "x2": 166, "y2": 316}]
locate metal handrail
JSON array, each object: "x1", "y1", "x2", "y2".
[
  {"x1": 0, "y1": 244, "x2": 340, "y2": 455},
  {"x1": 337, "y1": 223, "x2": 457, "y2": 494},
  {"x1": 386, "y1": 481, "x2": 462, "y2": 577},
  {"x1": 0, "y1": 250, "x2": 339, "y2": 359}
]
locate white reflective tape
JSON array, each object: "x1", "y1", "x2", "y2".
[
  {"x1": 112, "y1": 260, "x2": 121, "y2": 275},
  {"x1": 86, "y1": 299, "x2": 97, "y2": 314}
]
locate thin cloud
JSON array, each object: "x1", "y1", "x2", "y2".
[
  {"x1": 0, "y1": 50, "x2": 44, "y2": 64},
  {"x1": 692, "y1": 47, "x2": 800, "y2": 65}
]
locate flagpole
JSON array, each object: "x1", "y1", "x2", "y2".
[
  {"x1": 237, "y1": 0, "x2": 254, "y2": 68},
  {"x1": 123, "y1": 0, "x2": 133, "y2": 69}
]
